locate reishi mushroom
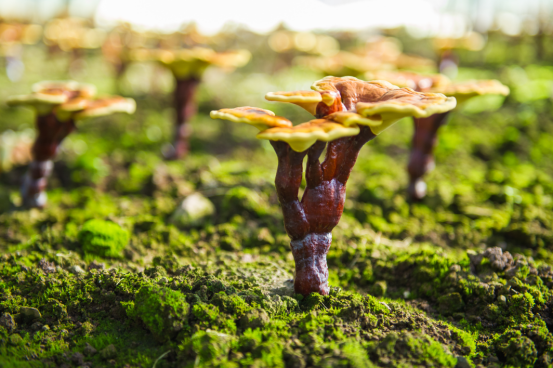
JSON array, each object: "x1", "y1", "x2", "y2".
[
  {"x1": 132, "y1": 46, "x2": 250, "y2": 159},
  {"x1": 365, "y1": 71, "x2": 509, "y2": 200},
  {"x1": 7, "y1": 81, "x2": 135, "y2": 208},
  {"x1": 211, "y1": 76, "x2": 456, "y2": 296}
]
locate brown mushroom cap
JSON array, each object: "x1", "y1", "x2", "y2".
[
  {"x1": 214, "y1": 77, "x2": 457, "y2": 151},
  {"x1": 131, "y1": 47, "x2": 250, "y2": 79},
  {"x1": 210, "y1": 107, "x2": 292, "y2": 131},
  {"x1": 355, "y1": 86, "x2": 456, "y2": 134},
  {"x1": 430, "y1": 79, "x2": 510, "y2": 104},
  {"x1": 265, "y1": 76, "x2": 456, "y2": 134},
  {"x1": 257, "y1": 118, "x2": 360, "y2": 152}
]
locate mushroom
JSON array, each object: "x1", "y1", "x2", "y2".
[
  {"x1": 365, "y1": 71, "x2": 509, "y2": 200},
  {"x1": 43, "y1": 18, "x2": 106, "y2": 74},
  {"x1": 211, "y1": 76, "x2": 456, "y2": 296},
  {"x1": 132, "y1": 46, "x2": 250, "y2": 159},
  {"x1": 7, "y1": 81, "x2": 136, "y2": 208},
  {"x1": 432, "y1": 32, "x2": 485, "y2": 76}
]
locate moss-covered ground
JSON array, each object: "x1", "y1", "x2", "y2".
[{"x1": 1, "y1": 34, "x2": 553, "y2": 367}]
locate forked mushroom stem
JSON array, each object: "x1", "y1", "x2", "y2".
[
  {"x1": 168, "y1": 77, "x2": 200, "y2": 160},
  {"x1": 407, "y1": 112, "x2": 450, "y2": 201},
  {"x1": 271, "y1": 126, "x2": 376, "y2": 296},
  {"x1": 21, "y1": 113, "x2": 76, "y2": 208}
]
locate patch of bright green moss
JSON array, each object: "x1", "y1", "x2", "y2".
[{"x1": 78, "y1": 219, "x2": 130, "y2": 258}]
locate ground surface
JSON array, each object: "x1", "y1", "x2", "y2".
[{"x1": 1, "y1": 35, "x2": 553, "y2": 367}]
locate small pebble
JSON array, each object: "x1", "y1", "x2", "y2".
[{"x1": 69, "y1": 265, "x2": 85, "y2": 274}]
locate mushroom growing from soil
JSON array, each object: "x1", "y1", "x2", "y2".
[
  {"x1": 132, "y1": 46, "x2": 250, "y2": 159},
  {"x1": 366, "y1": 71, "x2": 509, "y2": 200},
  {"x1": 211, "y1": 76, "x2": 456, "y2": 296},
  {"x1": 7, "y1": 81, "x2": 135, "y2": 208}
]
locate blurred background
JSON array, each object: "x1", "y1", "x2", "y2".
[{"x1": 0, "y1": 0, "x2": 552, "y2": 263}]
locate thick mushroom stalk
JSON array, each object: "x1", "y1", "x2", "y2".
[
  {"x1": 132, "y1": 47, "x2": 250, "y2": 159},
  {"x1": 7, "y1": 81, "x2": 135, "y2": 208},
  {"x1": 211, "y1": 77, "x2": 456, "y2": 295}
]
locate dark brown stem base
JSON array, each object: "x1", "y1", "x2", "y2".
[
  {"x1": 21, "y1": 113, "x2": 75, "y2": 208},
  {"x1": 407, "y1": 112, "x2": 450, "y2": 201},
  {"x1": 167, "y1": 77, "x2": 200, "y2": 160},
  {"x1": 21, "y1": 160, "x2": 53, "y2": 208},
  {"x1": 290, "y1": 233, "x2": 332, "y2": 296},
  {"x1": 271, "y1": 126, "x2": 376, "y2": 296}
]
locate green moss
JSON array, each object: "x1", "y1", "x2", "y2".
[
  {"x1": 133, "y1": 285, "x2": 190, "y2": 342},
  {"x1": 78, "y1": 219, "x2": 130, "y2": 258},
  {"x1": 367, "y1": 331, "x2": 457, "y2": 367}
]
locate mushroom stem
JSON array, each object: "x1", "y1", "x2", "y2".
[
  {"x1": 291, "y1": 232, "x2": 332, "y2": 296},
  {"x1": 407, "y1": 112, "x2": 450, "y2": 201},
  {"x1": 21, "y1": 113, "x2": 76, "y2": 208},
  {"x1": 270, "y1": 126, "x2": 376, "y2": 296},
  {"x1": 170, "y1": 76, "x2": 200, "y2": 160}
]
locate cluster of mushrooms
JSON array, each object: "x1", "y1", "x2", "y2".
[{"x1": 3, "y1": 26, "x2": 512, "y2": 296}]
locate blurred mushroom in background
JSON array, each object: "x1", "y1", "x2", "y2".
[
  {"x1": 366, "y1": 70, "x2": 509, "y2": 201},
  {"x1": 433, "y1": 31, "x2": 486, "y2": 78},
  {"x1": 7, "y1": 81, "x2": 135, "y2": 208},
  {"x1": 131, "y1": 42, "x2": 250, "y2": 159},
  {"x1": 43, "y1": 17, "x2": 106, "y2": 76},
  {"x1": 296, "y1": 36, "x2": 435, "y2": 78}
]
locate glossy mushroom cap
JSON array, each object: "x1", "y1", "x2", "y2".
[
  {"x1": 365, "y1": 71, "x2": 510, "y2": 104},
  {"x1": 212, "y1": 76, "x2": 457, "y2": 151},
  {"x1": 7, "y1": 80, "x2": 136, "y2": 120},
  {"x1": 209, "y1": 107, "x2": 292, "y2": 131},
  {"x1": 266, "y1": 76, "x2": 456, "y2": 132},
  {"x1": 131, "y1": 47, "x2": 251, "y2": 79}
]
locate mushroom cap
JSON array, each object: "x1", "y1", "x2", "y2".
[
  {"x1": 356, "y1": 86, "x2": 456, "y2": 134},
  {"x1": 265, "y1": 90, "x2": 323, "y2": 115},
  {"x1": 71, "y1": 97, "x2": 136, "y2": 120},
  {"x1": 257, "y1": 118, "x2": 360, "y2": 152},
  {"x1": 326, "y1": 111, "x2": 382, "y2": 127},
  {"x1": 365, "y1": 70, "x2": 450, "y2": 91},
  {"x1": 210, "y1": 107, "x2": 292, "y2": 131},
  {"x1": 7, "y1": 80, "x2": 135, "y2": 120},
  {"x1": 7, "y1": 80, "x2": 97, "y2": 113},
  {"x1": 131, "y1": 47, "x2": 250, "y2": 78},
  {"x1": 430, "y1": 79, "x2": 510, "y2": 104},
  {"x1": 265, "y1": 76, "x2": 457, "y2": 134}
]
